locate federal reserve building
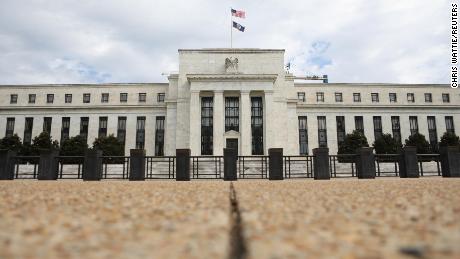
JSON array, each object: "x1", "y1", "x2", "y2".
[{"x1": 0, "y1": 48, "x2": 458, "y2": 156}]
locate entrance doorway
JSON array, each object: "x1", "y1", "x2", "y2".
[{"x1": 226, "y1": 138, "x2": 238, "y2": 154}]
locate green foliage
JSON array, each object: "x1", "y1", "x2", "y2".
[
  {"x1": 31, "y1": 132, "x2": 59, "y2": 154},
  {"x1": 0, "y1": 134, "x2": 23, "y2": 151},
  {"x1": 92, "y1": 134, "x2": 124, "y2": 163},
  {"x1": 373, "y1": 134, "x2": 402, "y2": 154},
  {"x1": 439, "y1": 132, "x2": 460, "y2": 147},
  {"x1": 404, "y1": 133, "x2": 431, "y2": 154},
  {"x1": 338, "y1": 130, "x2": 369, "y2": 154},
  {"x1": 60, "y1": 135, "x2": 88, "y2": 164}
]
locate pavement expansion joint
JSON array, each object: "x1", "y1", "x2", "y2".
[{"x1": 228, "y1": 182, "x2": 248, "y2": 259}]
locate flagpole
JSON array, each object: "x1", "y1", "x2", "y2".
[{"x1": 230, "y1": 7, "x2": 233, "y2": 49}]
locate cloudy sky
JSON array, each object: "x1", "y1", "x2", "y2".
[{"x1": 0, "y1": 0, "x2": 450, "y2": 84}]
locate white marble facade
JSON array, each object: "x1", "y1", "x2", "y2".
[{"x1": 0, "y1": 48, "x2": 458, "y2": 156}]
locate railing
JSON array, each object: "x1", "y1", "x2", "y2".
[
  {"x1": 13, "y1": 156, "x2": 40, "y2": 179},
  {"x1": 283, "y1": 156, "x2": 314, "y2": 178},
  {"x1": 329, "y1": 154, "x2": 356, "y2": 177},
  {"x1": 56, "y1": 156, "x2": 84, "y2": 179},
  {"x1": 417, "y1": 154, "x2": 441, "y2": 176},
  {"x1": 146, "y1": 156, "x2": 176, "y2": 179},
  {"x1": 191, "y1": 156, "x2": 223, "y2": 179},
  {"x1": 375, "y1": 154, "x2": 400, "y2": 177},
  {"x1": 238, "y1": 156, "x2": 268, "y2": 179},
  {"x1": 101, "y1": 156, "x2": 130, "y2": 179}
]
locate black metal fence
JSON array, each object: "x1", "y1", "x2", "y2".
[
  {"x1": 283, "y1": 156, "x2": 314, "y2": 178},
  {"x1": 329, "y1": 154, "x2": 356, "y2": 178},
  {"x1": 146, "y1": 156, "x2": 176, "y2": 179},
  {"x1": 238, "y1": 156, "x2": 268, "y2": 179},
  {"x1": 191, "y1": 156, "x2": 223, "y2": 179}
]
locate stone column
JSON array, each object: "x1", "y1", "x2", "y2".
[
  {"x1": 213, "y1": 90, "x2": 224, "y2": 156},
  {"x1": 356, "y1": 147, "x2": 376, "y2": 179},
  {"x1": 240, "y1": 90, "x2": 251, "y2": 156},
  {"x1": 223, "y1": 148, "x2": 237, "y2": 181},
  {"x1": 440, "y1": 146, "x2": 460, "y2": 177},
  {"x1": 83, "y1": 149, "x2": 103, "y2": 181},
  {"x1": 264, "y1": 90, "x2": 274, "y2": 154},
  {"x1": 129, "y1": 149, "x2": 146, "y2": 181},
  {"x1": 399, "y1": 146, "x2": 419, "y2": 178},
  {"x1": 269, "y1": 148, "x2": 284, "y2": 180},
  {"x1": 189, "y1": 91, "x2": 201, "y2": 155},
  {"x1": 313, "y1": 148, "x2": 330, "y2": 180},
  {"x1": 176, "y1": 149, "x2": 190, "y2": 181},
  {"x1": 0, "y1": 150, "x2": 17, "y2": 180},
  {"x1": 38, "y1": 149, "x2": 59, "y2": 180}
]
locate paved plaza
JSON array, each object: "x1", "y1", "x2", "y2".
[{"x1": 0, "y1": 178, "x2": 459, "y2": 258}]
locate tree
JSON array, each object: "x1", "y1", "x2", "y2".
[
  {"x1": 373, "y1": 134, "x2": 402, "y2": 154},
  {"x1": 338, "y1": 130, "x2": 369, "y2": 162},
  {"x1": 31, "y1": 132, "x2": 59, "y2": 155},
  {"x1": 0, "y1": 134, "x2": 23, "y2": 151},
  {"x1": 439, "y1": 132, "x2": 460, "y2": 147},
  {"x1": 92, "y1": 134, "x2": 124, "y2": 163},
  {"x1": 404, "y1": 133, "x2": 430, "y2": 154},
  {"x1": 60, "y1": 135, "x2": 89, "y2": 164}
]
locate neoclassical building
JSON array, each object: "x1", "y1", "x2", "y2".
[{"x1": 0, "y1": 48, "x2": 458, "y2": 156}]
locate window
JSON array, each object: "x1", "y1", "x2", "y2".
[
  {"x1": 101, "y1": 93, "x2": 109, "y2": 103},
  {"x1": 442, "y1": 93, "x2": 450, "y2": 103},
  {"x1": 61, "y1": 117, "x2": 70, "y2": 144},
  {"x1": 373, "y1": 116, "x2": 383, "y2": 140},
  {"x1": 155, "y1": 116, "x2": 165, "y2": 156},
  {"x1": 407, "y1": 93, "x2": 415, "y2": 103},
  {"x1": 83, "y1": 93, "x2": 91, "y2": 103},
  {"x1": 355, "y1": 116, "x2": 364, "y2": 134},
  {"x1": 65, "y1": 94, "x2": 72, "y2": 103},
  {"x1": 336, "y1": 116, "x2": 346, "y2": 146},
  {"x1": 47, "y1": 94, "x2": 54, "y2": 103},
  {"x1": 297, "y1": 92, "x2": 305, "y2": 102},
  {"x1": 157, "y1": 93, "x2": 165, "y2": 103},
  {"x1": 371, "y1": 93, "x2": 379, "y2": 103},
  {"x1": 98, "y1": 117, "x2": 108, "y2": 138},
  {"x1": 28, "y1": 94, "x2": 36, "y2": 104},
  {"x1": 225, "y1": 97, "x2": 239, "y2": 132},
  {"x1": 80, "y1": 117, "x2": 89, "y2": 142},
  {"x1": 23, "y1": 117, "x2": 33, "y2": 145},
  {"x1": 409, "y1": 116, "x2": 418, "y2": 136},
  {"x1": 201, "y1": 97, "x2": 213, "y2": 155},
  {"x1": 139, "y1": 93, "x2": 146, "y2": 102},
  {"x1": 389, "y1": 93, "x2": 397, "y2": 103},
  {"x1": 353, "y1": 93, "x2": 361, "y2": 102},
  {"x1": 316, "y1": 92, "x2": 324, "y2": 102},
  {"x1": 120, "y1": 93, "x2": 128, "y2": 102},
  {"x1": 425, "y1": 93, "x2": 432, "y2": 103},
  {"x1": 317, "y1": 116, "x2": 327, "y2": 147},
  {"x1": 10, "y1": 94, "x2": 18, "y2": 104},
  {"x1": 427, "y1": 116, "x2": 438, "y2": 152},
  {"x1": 43, "y1": 117, "x2": 52, "y2": 134},
  {"x1": 391, "y1": 116, "x2": 401, "y2": 143},
  {"x1": 117, "y1": 117, "x2": 127, "y2": 146},
  {"x1": 335, "y1": 93, "x2": 343, "y2": 102},
  {"x1": 446, "y1": 116, "x2": 455, "y2": 134},
  {"x1": 5, "y1": 118, "x2": 15, "y2": 137},
  {"x1": 251, "y1": 97, "x2": 264, "y2": 155},
  {"x1": 136, "y1": 116, "x2": 146, "y2": 149},
  {"x1": 298, "y1": 116, "x2": 308, "y2": 155}
]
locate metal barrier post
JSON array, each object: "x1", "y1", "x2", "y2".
[
  {"x1": 356, "y1": 147, "x2": 376, "y2": 179},
  {"x1": 399, "y1": 146, "x2": 419, "y2": 178},
  {"x1": 129, "y1": 149, "x2": 145, "y2": 181},
  {"x1": 83, "y1": 149, "x2": 103, "y2": 181},
  {"x1": 224, "y1": 148, "x2": 237, "y2": 181},
  {"x1": 37, "y1": 149, "x2": 59, "y2": 180},
  {"x1": 269, "y1": 148, "x2": 283, "y2": 180},
  {"x1": 313, "y1": 148, "x2": 330, "y2": 180},
  {"x1": 176, "y1": 149, "x2": 190, "y2": 181},
  {"x1": 440, "y1": 146, "x2": 460, "y2": 177},
  {"x1": 0, "y1": 150, "x2": 17, "y2": 180}
]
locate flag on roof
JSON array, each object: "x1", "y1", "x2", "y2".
[
  {"x1": 231, "y1": 9, "x2": 246, "y2": 18},
  {"x1": 233, "y1": 21, "x2": 245, "y2": 32}
]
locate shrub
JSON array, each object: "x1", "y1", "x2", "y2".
[
  {"x1": 31, "y1": 132, "x2": 59, "y2": 155},
  {"x1": 439, "y1": 132, "x2": 460, "y2": 147},
  {"x1": 92, "y1": 134, "x2": 124, "y2": 163},
  {"x1": 404, "y1": 133, "x2": 430, "y2": 154},
  {"x1": 373, "y1": 134, "x2": 402, "y2": 154},
  {"x1": 338, "y1": 130, "x2": 369, "y2": 162},
  {"x1": 60, "y1": 135, "x2": 88, "y2": 164},
  {"x1": 0, "y1": 134, "x2": 23, "y2": 151}
]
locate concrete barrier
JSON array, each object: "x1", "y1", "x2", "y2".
[{"x1": 129, "y1": 149, "x2": 146, "y2": 181}]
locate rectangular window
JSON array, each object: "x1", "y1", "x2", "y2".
[
  {"x1": 117, "y1": 116, "x2": 127, "y2": 146},
  {"x1": 10, "y1": 94, "x2": 18, "y2": 104},
  {"x1": 427, "y1": 116, "x2": 438, "y2": 152},
  {"x1": 391, "y1": 116, "x2": 401, "y2": 143},
  {"x1": 47, "y1": 94, "x2": 54, "y2": 104},
  {"x1": 425, "y1": 93, "x2": 432, "y2": 103},
  {"x1": 5, "y1": 118, "x2": 15, "y2": 137},
  {"x1": 407, "y1": 93, "x2": 415, "y2": 103},
  {"x1": 155, "y1": 116, "x2": 165, "y2": 156},
  {"x1": 201, "y1": 97, "x2": 213, "y2": 155},
  {"x1": 23, "y1": 117, "x2": 33, "y2": 145},
  {"x1": 80, "y1": 117, "x2": 89, "y2": 142},
  {"x1": 251, "y1": 97, "x2": 264, "y2": 155},
  {"x1": 409, "y1": 116, "x2": 418, "y2": 135},
  {"x1": 157, "y1": 93, "x2": 165, "y2": 103},
  {"x1": 298, "y1": 116, "x2": 308, "y2": 155},
  {"x1": 355, "y1": 116, "x2": 364, "y2": 134},
  {"x1": 139, "y1": 93, "x2": 146, "y2": 102},
  {"x1": 336, "y1": 116, "x2": 346, "y2": 146},
  {"x1": 373, "y1": 116, "x2": 383, "y2": 140},
  {"x1": 316, "y1": 92, "x2": 324, "y2": 102},
  {"x1": 389, "y1": 93, "x2": 397, "y2": 103},
  {"x1": 101, "y1": 93, "x2": 109, "y2": 103},
  {"x1": 353, "y1": 93, "x2": 361, "y2": 102},
  {"x1": 28, "y1": 94, "x2": 36, "y2": 104},
  {"x1": 442, "y1": 93, "x2": 450, "y2": 103},
  {"x1": 43, "y1": 117, "x2": 52, "y2": 134},
  {"x1": 61, "y1": 117, "x2": 70, "y2": 144},
  {"x1": 335, "y1": 92, "x2": 343, "y2": 102},
  {"x1": 297, "y1": 92, "x2": 305, "y2": 102},
  {"x1": 120, "y1": 93, "x2": 128, "y2": 103},
  {"x1": 446, "y1": 116, "x2": 455, "y2": 134},
  {"x1": 225, "y1": 97, "x2": 239, "y2": 132},
  {"x1": 371, "y1": 93, "x2": 379, "y2": 103},
  {"x1": 65, "y1": 94, "x2": 72, "y2": 103},
  {"x1": 83, "y1": 93, "x2": 91, "y2": 103},
  {"x1": 98, "y1": 117, "x2": 108, "y2": 138},
  {"x1": 136, "y1": 116, "x2": 146, "y2": 149},
  {"x1": 317, "y1": 116, "x2": 327, "y2": 147}
]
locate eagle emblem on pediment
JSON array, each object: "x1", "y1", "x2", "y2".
[{"x1": 225, "y1": 57, "x2": 239, "y2": 73}]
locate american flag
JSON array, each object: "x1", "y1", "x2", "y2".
[{"x1": 231, "y1": 8, "x2": 246, "y2": 18}]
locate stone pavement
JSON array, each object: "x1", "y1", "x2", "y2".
[{"x1": 0, "y1": 178, "x2": 459, "y2": 258}]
